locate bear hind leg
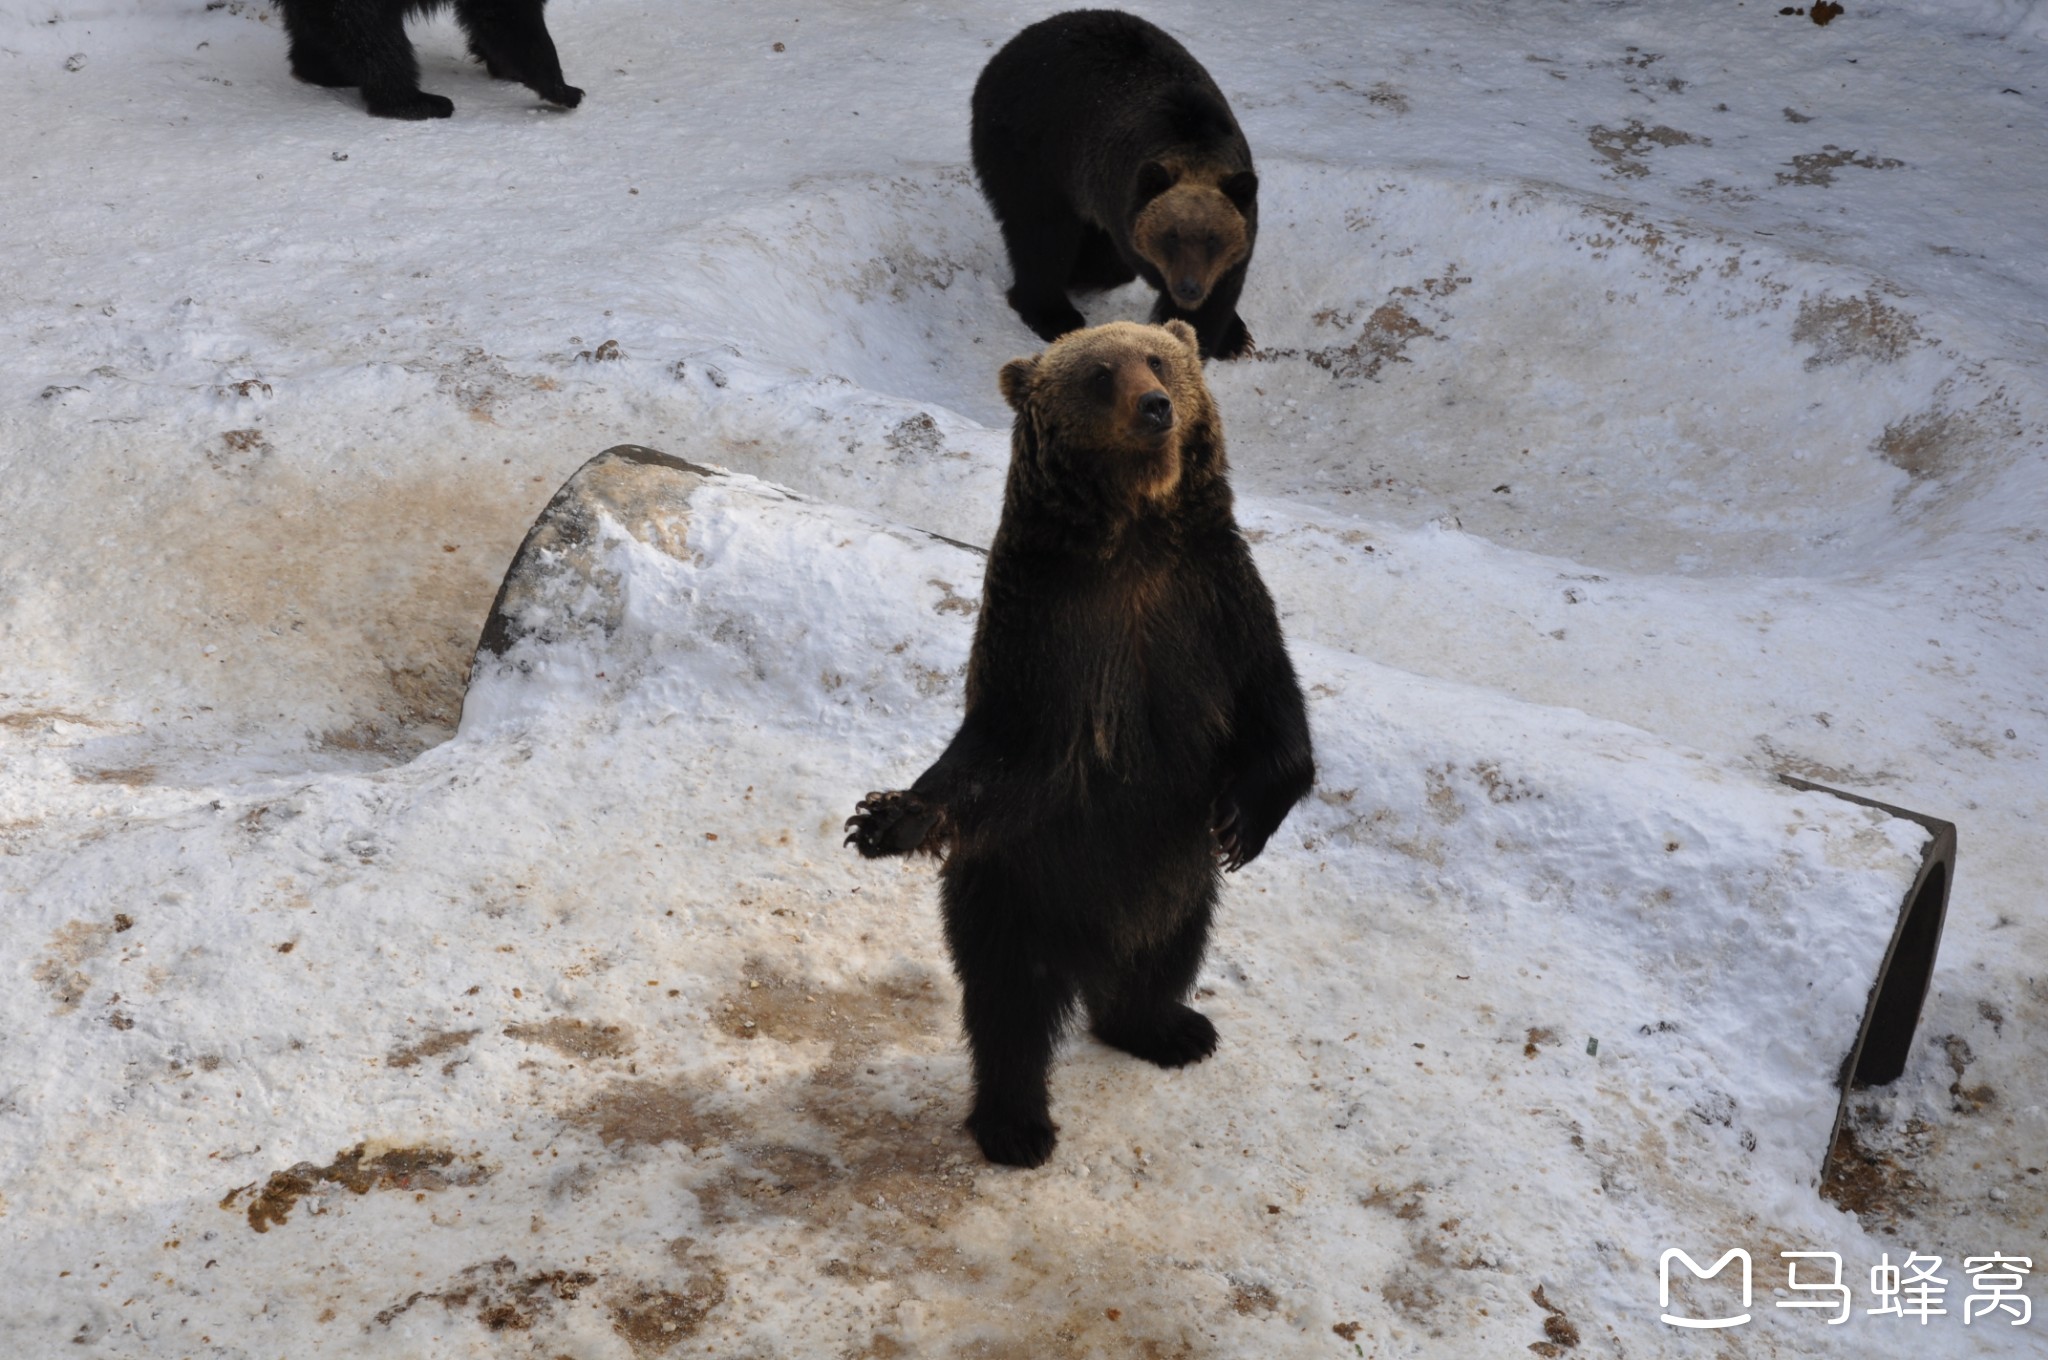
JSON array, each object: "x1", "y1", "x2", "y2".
[
  {"x1": 1095, "y1": 998, "x2": 1217, "y2": 1069},
  {"x1": 287, "y1": 36, "x2": 356, "y2": 87},
  {"x1": 455, "y1": 0, "x2": 582, "y2": 106},
  {"x1": 1089, "y1": 890, "x2": 1219, "y2": 1069},
  {"x1": 958, "y1": 952, "x2": 1074, "y2": 1166},
  {"x1": 352, "y1": 12, "x2": 452, "y2": 119},
  {"x1": 947, "y1": 900, "x2": 1076, "y2": 1167},
  {"x1": 277, "y1": 0, "x2": 452, "y2": 119}
]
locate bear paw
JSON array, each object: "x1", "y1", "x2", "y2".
[
  {"x1": 1095, "y1": 1003, "x2": 1218, "y2": 1069},
  {"x1": 844, "y1": 790, "x2": 944, "y2": 858},
  {"x1": 1212, "y1": 794, "x2": 1252, "y2": 871},
  {"x1": 1007, "y1": 289, "x2": 1086, "y2": 345},
  {"x1": 536, "y1": 81, "x2": 584, "y2": 109},
  {"x1": 1208, "y1": 315, "x2": 1254, "y2": 361},
  {"x1": 365, "y1": 89, "x2": 456, "y2": 120},
  {"x1": 967, "y1": 1105, "x2": 1058, "y2": 1168}
]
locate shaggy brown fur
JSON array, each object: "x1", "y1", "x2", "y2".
[
  {"x1": 970, "y1": 10, "x2": 1259, "y2": 360},
  {"x1": 846, "y1": 321, "x2": 1314, "y2": 1167}
]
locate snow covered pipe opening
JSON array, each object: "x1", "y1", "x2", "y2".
[
  {"x1": 470, "y1": 444, "x2": 722, "y2": 663},
  {"x1": 1777, "y1": 775, "x2": 1956, "y2": 1178}
]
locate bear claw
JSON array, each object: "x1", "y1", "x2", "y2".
[
  {"x1": 1212, "y1": 797, "x2": 1248, "y2": 871},
  {"x1": 844, "y1": 789, "x2": 943, "y2": 858}
]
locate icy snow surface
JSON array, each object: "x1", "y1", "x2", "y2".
[{"x1": 1, "y1": 1, "x2": 2044, "y2": 1356}]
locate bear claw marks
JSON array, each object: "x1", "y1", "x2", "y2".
[{"x1": 843, "y1": 790, "x2": 945, "y2": 858}]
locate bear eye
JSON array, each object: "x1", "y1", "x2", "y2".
[
  {"x1": 1091, "y1": 365, "x2": 1114, "y2": 397},
  {"x1": 1146, "y1": 354, "x2": 1164, "y2": 376},
  {"x1": 1162, "y1": 230, "x2": 1181, "y2": 252},
  {"x1": 1205, "y1": 233, "x2": 1221, "y2": 253}
]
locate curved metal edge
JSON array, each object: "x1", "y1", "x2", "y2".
[
  {"x1": 1778, "y1": 775, "x2": 1957, "y2": 1182},
  {"x1": 471, "y1": 445, "x2": 721, "y2": 661}
]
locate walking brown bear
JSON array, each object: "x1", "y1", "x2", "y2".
[
  {"x1": 971, "y1": 10, "x2": 1260, "y2": 360},
  {"x1": 276, "y1": 0, "x2": 581, "y2": 119},
  {"x1": 845, "y1": 321, "x2": 1314, "y2": 1167}
]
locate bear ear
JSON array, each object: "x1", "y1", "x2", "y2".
[
  {"x1": 1162, "y1": 319, "x2": 1200, "y2": 358},
  {"x1": 1220, "y1": 170, "x2": 1258, "y2": 209},
  {"x1": 1135, "y1": 160, "x2": 1176, "y2": 203},
  {"x1": 998, "y1": 355, "x2": 1039, "y2": 412}
]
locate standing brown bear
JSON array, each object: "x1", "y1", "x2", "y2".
[
  {"x1": 971, "y1": 11, "x2": 1260, "y2": 360},
  {"x1": 846, "y1": 321, "x2": 1314, "y2": 1167}
]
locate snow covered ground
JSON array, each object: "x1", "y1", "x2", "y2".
[{"x1": 1, "y1": 0, "x2": 2044, "y2": 1355}]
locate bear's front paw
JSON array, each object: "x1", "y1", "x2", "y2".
[
  {"x1": 537, "y1": 81, "x2": 583, "y2": 109},
  {"x1": 843, "y1": 790, "x2": 944, "y2": 858},
  {"x1": 1208, "y1": 315, "x2": 1254, "y2": 361},
  {"x1": 1212, "y1": 794, "x2": 1250, "y2": 871},
  {"x1": 1007, "y1": 289, "x2": 1086, "y2": 344},
  {"x1": 967, "y1": 1105, "x2": 1058, "y2": 1168}
]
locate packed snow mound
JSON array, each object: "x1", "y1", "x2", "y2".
[
  {"x1": 361, "y1": 446, "x2": 1952, "y2": 1353},
  {"x1": 467, "y1": 447, "x2": 1936, "y2": 1177},
  {"x1": 2, "y1": 445, "x2": 1974, "y2": 1356},
  {"x1": 659, "y1": 164, "x2": 2042, "y2": 578}
]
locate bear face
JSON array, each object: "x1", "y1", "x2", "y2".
[
  {"x1": 1131, "y1": 164, "x2": 1257, "y2": 312},
  {"x1": 999, "y1": 320, "x2": 1212, "y2": 507}
]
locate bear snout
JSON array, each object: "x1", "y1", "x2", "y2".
[
  {"x1": 1173, "y1": 276, "x2": 1206, "y2": 305},
  {"x1": 1137, "y1": 389, "x2": 1175, "y2": 433}
]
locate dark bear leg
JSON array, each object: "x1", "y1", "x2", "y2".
[
  {"x1": 277, "y1": 0, "x2": 447, "y2": 116},
  {"x1": 1089, "y1": 885, "x2": 1219, "y2": 1068},
  {"x1": 993, "y1": 206, "x2": 1088, "y2": 343},
  {"x1": 1150, "y1": 263, "x2": 1252, "y2": 360},
  {"x1": 1068, "y1": 226, "x2": 1137, "y2": 293},
  {"x1": 286, "y1": 35, "x2": 356, "y2": 88},
  {"x1": 455, "y1": 0, "x2": 583, "y2": 107},
  {"x1": 944, "y1": 882, "x2": 1074, "y2": 1166},
  {"x1": 276, "y1": 0, "x2": 362, "y2": 87},
  {"x1": 958, "y1": 957, "x2": 1073, "y2": 1167},
  {"x1": 325, "y1": 2, "x2": 452, "y2": 120}
]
